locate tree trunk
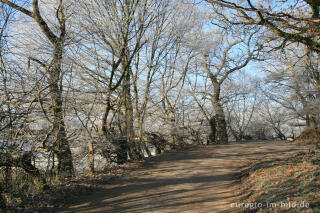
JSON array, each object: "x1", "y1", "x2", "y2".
[
  {"x1": 168, "y1": 110, "x2": 178, "y2": 148},
  {"x1": 114, "y1": 138, "x2": 128, "y2": 164},
  {"x1": 50, "y1": 44, "x2": 74, "y2": 178},
  {"x1": 311, "y1": 116, "x2": 318, "y2": 129},
  {"x1": 123, "y1": 67, "x2": 143, "y2": 160},
  {"x1": 228, "y1": 125, "x2": 241, "y2": 141},
  {"x1": 137, "y1": 120, "x2": 152, "y2": 157},
  {"x1": 212, "y1": 90, "x2": 228, "y2": 144},
  {"x1": 88, "y1": 140, "x2": 94, "y2": 176},
  {"x1": 306, "y1": 113, "x2": 311, "y2": 127},
  {"x1": 215, "y1": 102, "x2": 228, "y2": 144},
  {"x1": 143, "y1": 141, "x2": 152, "y2": 157},
  {"x1": 207, "y1": 116, "x2": 216, "y2": 144},
  {"x1": 0, "y1": 0, "x2": 74, "y2": 178},
  {"x1": 101, "y1": 92, "x2": 128, "y2": 164}
]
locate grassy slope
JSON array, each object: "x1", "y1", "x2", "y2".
[{"x1": 239, "y1": 150, "x2": 320, "y2": 213}]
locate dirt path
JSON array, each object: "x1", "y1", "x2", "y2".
[{"x1": 61, "y1": 141, "x2": 308, "y2": 213}]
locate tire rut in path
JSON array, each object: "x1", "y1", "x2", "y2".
[{"x1": 61, "y1": 141, "x2": 306, "y2": 213}]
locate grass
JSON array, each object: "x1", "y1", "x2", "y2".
[{"x1": 239, "y1": 151, "x2": 320, "y2": 213}]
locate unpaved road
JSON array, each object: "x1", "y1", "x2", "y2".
[{"x1": 61, "y1": 141, "x2": 308, "y2": 213}]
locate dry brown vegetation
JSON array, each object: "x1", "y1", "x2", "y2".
[
  {"x1": 294, "y1": 127, "x2": 320, "y2": 145},
  {"x1": 239, "y1": 151, "x2": 320, "y2": 213},
  {"x1": 0, "y1": 164, "x2": 131, "y2": 212}
]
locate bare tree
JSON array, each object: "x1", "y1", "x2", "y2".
[
  {"x1": 131, "y1": 0, "x2": 175, "y2": 156},
  {"x1": 0, "y1": 0, "x2": 74, "y2": 177},
  {"x1": 158, "y1": 43, "x2": 193, "y2": 148},
  {"x1": 206, "y1": 0, "x2": 320, "y2": 52},
  {"x1": 225, "y1": 73, "x2": 260, "y2": 141},
  {"x1": 260, "y1": 46, "x2": 320, "y2": 129},
  {"x1": 0, "y1": 4, "x2": 49, "y2": 204},
  {"x1": 188, "y1": 27, "x2": 260, "y2": 144},
  {"x1": 76, "y1": 0, "x2": 173, "y2": 161}
]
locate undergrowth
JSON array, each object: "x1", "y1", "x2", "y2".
[
  {"x1": 239, "y1": 151, "x2": 320, "y2": 213},
  {"x1": 0, "y1": 164, "x2": 128, "y2": 212}
]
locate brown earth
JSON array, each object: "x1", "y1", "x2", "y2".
[{"x1": 60, "y1": 141, "x2": 308, "y2": 213}]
